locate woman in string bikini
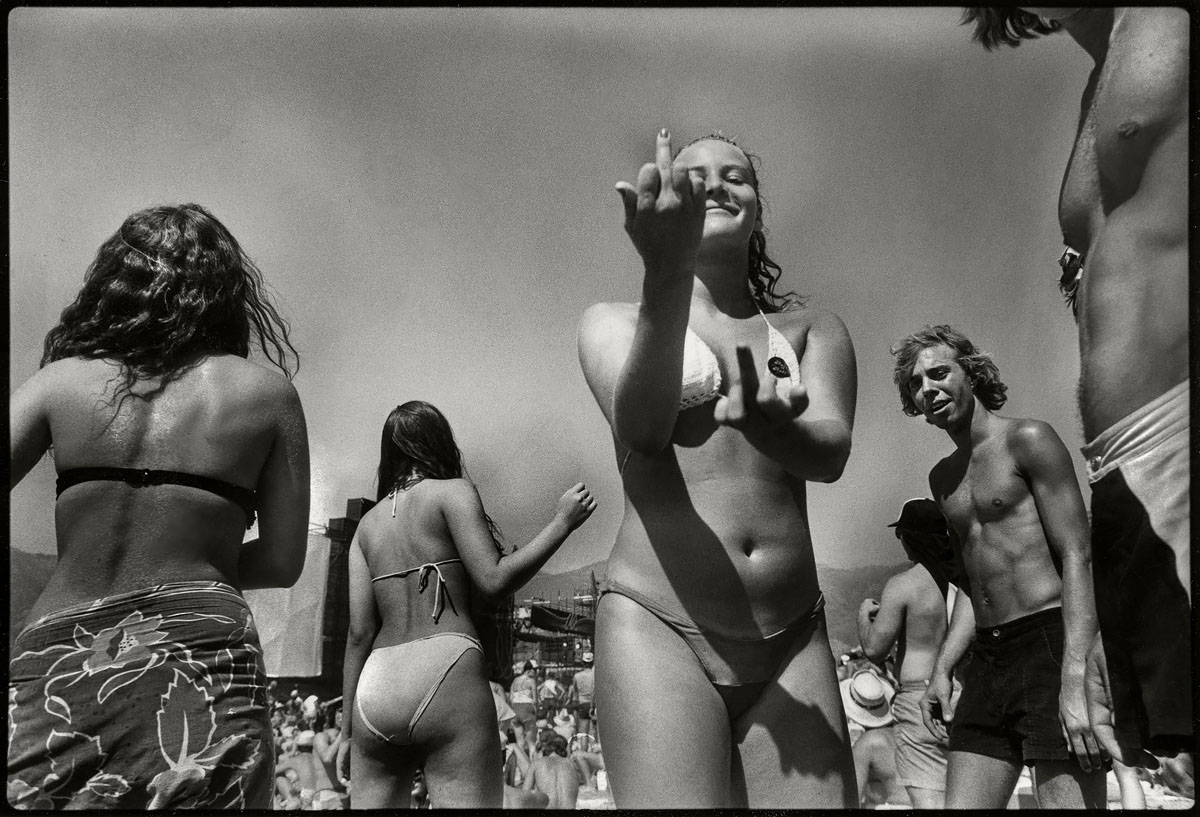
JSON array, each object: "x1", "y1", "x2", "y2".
[
  {"x1": 578, "y1": 130, "x2": 858, "y2": 807},
  {"x1": 338, "y1": 400, "x2": 596, "y2": 808}
]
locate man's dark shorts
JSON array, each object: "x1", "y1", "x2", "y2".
[{"x1": 949, "y1": 607, "x2": 1069, "y2": 766}]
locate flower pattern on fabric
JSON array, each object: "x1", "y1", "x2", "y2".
[
  {"x1": 146, "y1": 669, "x2": 261, "y2": 809},
  {"x1": 19, "y1": 610, "x2": 236, "y2": 726},
  {"x1": 7, "y1": 583, "x2": 272, "y2": 810}
]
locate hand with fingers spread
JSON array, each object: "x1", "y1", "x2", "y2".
[
  {"x1": 1084, "y1": 633, "x2": 1159, "y2": 770},
  {"x1": 615, "y1": 129, "x2": 707, "y2": 279},
  {"x1": 556, "y1": 483, "x2": 597, "y2": 532},
  {"x1": 712, "y1": 345, "x2": 810, "y2": 433}
]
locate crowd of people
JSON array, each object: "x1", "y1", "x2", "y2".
[
  {"x1": 7, "y1": 7, "x2": 1189, "y2": 811},
  {"x1": 265, "y1": 685, "x2": 347, "y2": 810}
]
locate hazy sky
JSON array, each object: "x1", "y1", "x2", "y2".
[{"x1": 9, "y1": 8, "x2": 1092, "y2": 573}]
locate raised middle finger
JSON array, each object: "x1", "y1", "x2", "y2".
[
  {"x1": 654, "y1": 129, "x2": 675, "y2": 201},
  {"x1": 735, "y1": 345, "x2": 761, "y2": 403}
]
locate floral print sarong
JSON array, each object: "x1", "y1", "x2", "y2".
[{"x1": 7, "y1": 581, "x2": 273, "y2": 810}]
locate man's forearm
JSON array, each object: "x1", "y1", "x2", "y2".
[{"x1": 1060, "y1": 552, "x2": 1099, "y2": 678}]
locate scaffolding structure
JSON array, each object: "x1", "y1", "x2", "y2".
[{"x1": 511, "y1": 585, "x2": 597, "y2": 673}]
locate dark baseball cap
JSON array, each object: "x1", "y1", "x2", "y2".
[{"x1": 887, "y1": 498, "x2": 947, "y2": 533}]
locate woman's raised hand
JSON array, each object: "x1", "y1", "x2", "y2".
[
  {"x1": 556, "y1": 483, "x2": 598, "y2": 532},
  {"x1": 713, "y1": 345, "x2": 810, "y2": 433},
  {"x1": 615, "y1": 129, "x2": 706, "y2": 278}
]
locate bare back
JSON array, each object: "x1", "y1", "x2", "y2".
[
  {"x1": 11, "y1": 354, "x2": 308, "y2": 622},
  {"x1": 530, "y1": 755, "x2": 581, "y2": 809},
  {"x1": 931, "y1": 417, "x2": 1062, "y2": 627},
  {"x1": 892, "y1": 565, "x2": 947, "y2": 685},
  {"x1": 352, "y1": 479, "x2": 481, "y2": 650},
  {"x1": 1058, "y1": 8, "x2": 1188, "y2": 437}
]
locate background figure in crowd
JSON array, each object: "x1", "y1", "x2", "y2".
[
  {"x1": 893, "y1": 325, "x2": 1104, "y2": 808},
  {"x1": 568, "y1": 651, "x2": 597, "y2": 740},
  {"x1": 313, "y1": 706, "x2": 346, "y2": 803},
  {"x1": 491, "y1": 678, "x2": 517, "y2": 740},
  {"x1": 538, "y1": 672, "x2": 567, "y2": 720},
  {"x1": 510, "y1": 660, "x2": 540, "y2": 755},
  {"x1": 857, "y1": 497, "x2": 957, "y2": 807},
  {"x1": 961, "y1": 7, "x2": 1190, "y2": 766},
  {"x1": 579, "y1": 130, "x2": 857, "y2": 807},
  {"x1": 7, "y1": 203, "x2": 310, "y2": 809},
  {"x1": 523, "y1": 733, "x2": 582, "y2": 809},
  {"x1": 338, "y1": 401, "x2": 595, "y2": 808},
  {"x1": 275, "y1": 730, "x2": 340, "y2": 809},
  {"x1": 841, "y1": 667, "x2": 906, "y2": 808}
]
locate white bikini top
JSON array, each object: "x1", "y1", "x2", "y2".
[
  {"x1": 619, "y1": 309, "x2": 801, "y2": 475},
  {"x1": 680, "y1": 309, "x2": 800, "y2": 410}
]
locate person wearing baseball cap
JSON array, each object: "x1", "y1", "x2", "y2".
[
  {"x1": 857, "y1": 497, "x2": 957, "y2": 808},
  {"x1": 567, "y1": 652, "x2": 596, "y2": 741}
]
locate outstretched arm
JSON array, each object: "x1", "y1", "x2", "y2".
[
  {"x1": 578, "y1": 129, "x2": 706, "y2": 455},
  {"x1": 858, "y1": 575, "x2": 906, "y2": 663},
  {"x1": 1012, "y1": 420, "x2": 1100, "y2": 772},
  {"x1": 446, "y1": 480, "x2": 596, "y2": 603},
  {"x1": 712, "y1": 310, "x2": 856, "y2": 482}
]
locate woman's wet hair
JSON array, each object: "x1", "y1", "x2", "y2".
[
  {"x1": 378, "y1": 400, "x2": 504, "y2": 547},
  {"x1": 960, "y1": 8, "x2": 1061, "y2": 51},
  {"x1": 676, "y1": 133, "x2": 804, "y2": 313},
  {"x1": 41, "y1": 203, "x2": 296, "y2": 394},
  {"x1": 890, "y1": 324, "x2": 1008, "y2": 417}
]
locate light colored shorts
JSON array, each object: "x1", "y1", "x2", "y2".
[
  {"x1": 891, "y1": 683, "x2": 948, "y2": 792},
  {"x1": 1082, "y1": 380, "x2": 1191, "y2": 755}
]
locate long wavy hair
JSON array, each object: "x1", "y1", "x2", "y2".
[
  {"x1": 960, "y1": 8, "x2": 1062, "y2": 50},
  {"x1": 890, "y1": 324, "x2": 1008, "y2": 417},
  {"x1": 677, "y1": 133, "x2": 804, "y2": 313},
  {"x1": 378, "y1": 401, "x2": 504, "y2": 550},
  {"x1": 41, "y1": 203, "x2": 297, "y2": 394}
]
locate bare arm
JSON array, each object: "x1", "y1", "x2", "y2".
[
  {"x1": 238, "y1": 379, "x2": 311, "y2": 590},
  {"x1": 578, "y1": 129, "x2": 706, "y2": 454},
  {"x1": 341, "y1": 533, "x2": 379, "y2": 748},
  {"x1": 922, "y1": 587, "x2": 975, "y2": 742},
  {"x1": 444, "y1": 480, "x2": 595, "y2": 603},
  {"x1": 522, "y1": 758, "x2": 539, "y2": 791},
  {"x1": 9, "y1": 367, "x2": 54, "y2": 489},
  {"x1": 712, "y1": 311, "x2": 856, "y2": 482},
  {"x1": 858, "y1": 575, "x2": 906, "y2": 663},
  {"x1": 1012, "y1": 420, "x2": 1100, "y2": 770}
]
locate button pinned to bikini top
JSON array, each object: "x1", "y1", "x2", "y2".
[{"x1": 767, "y1": 356, "x2": 791, "y2": 379}]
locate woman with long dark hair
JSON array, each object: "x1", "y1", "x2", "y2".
[
  {"x1": 578, "y1": 130, "x2": 858, "y2": 807},
  {"x1": 8, "y1": 203, "x2": 310, "y2": 809},
  {"x1": 338, "y1": 400, "x2": 595, "y2": 808}
]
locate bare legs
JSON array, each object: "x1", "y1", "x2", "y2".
[
  {"x1": 945, "y1": 751, "x2": 1104, "y2": 809},
  {"x1": 595, "y1": 593, "x2": 854, "y2": 808},
  {"x1": 1031, "y1": 759, "x2": 1106, "y2": 809},
  {"x1": 349, "y1": 650, "x2": 501, "y2": 808}
]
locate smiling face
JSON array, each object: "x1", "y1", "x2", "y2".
[
  {"x1": 906, "y1": 344, "x2": 976, "y2": 431},
  {"x1": 673, "y1": 139, "x2": 760, "y2": 247}
]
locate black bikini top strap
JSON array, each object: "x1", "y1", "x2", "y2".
[{"x1": 56, "y1": 467, "x2": 258, "y2": 529}]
